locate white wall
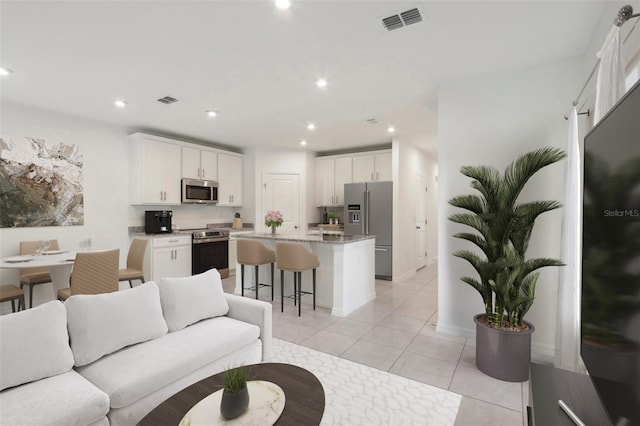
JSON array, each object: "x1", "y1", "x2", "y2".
[
  {"x1": 437, "y1": 57, "x2": 583, "y2": 355},
  {"x1": 0, "y1": 101, "x2": 237, "y2": 309},
  {"x1": 391, "y1": 138, "x2": 439, "y2": 281}
]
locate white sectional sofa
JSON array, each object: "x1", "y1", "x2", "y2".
[{"x1": 0, "y1": 269, "x2": 272, "y2": 426}]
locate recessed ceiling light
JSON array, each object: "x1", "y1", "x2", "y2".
[
  {"x1": 275, "y1": 0, "x2": 291, "y2": 10},
  {"x1": 315, "y1": 78, "x2": 328, "y2": 88},
  {"x1": 206, "y1": 110, "x2": 218, "y2": 118},
  {"x1": 387, "y1": 126, "x2": 396, "y2": 133},
  {"x1": 307, "y1": 123, "x2": 316, "y2": 131},
  {"x1": 114, "y1": 100, "x2": 127, "y2": 108},
  {"x1": 0, "y1": 67, "x2": 13, "y2": 76},
  {"x1": 300, "y1": 140, "x2": 308, "y2": 146}
]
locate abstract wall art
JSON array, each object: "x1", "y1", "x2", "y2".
[{"x1": 0, "y1": 136, "x2": 84, "y2": 228}]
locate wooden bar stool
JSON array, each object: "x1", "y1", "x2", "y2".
[
  {"x1": 0, "y1": 285, "x2": 26, "y2": 313},
  {"x1": 237, "y1": 239, "x2": 276, "y2": 300},
  {"x1": 275, "y1": 242, "x2": 320, "y2": 316}
]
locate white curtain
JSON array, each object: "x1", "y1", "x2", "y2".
[
  {"x1": 555, "y1": 106, "x2": 582, "y2": 372},
  {"x1": 594, "y1": 26, "x2": 625, "y2": 122}
]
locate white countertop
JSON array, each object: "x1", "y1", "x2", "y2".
[{"x1": 234, "y1": 232, "x2": 374, "y2": 244}]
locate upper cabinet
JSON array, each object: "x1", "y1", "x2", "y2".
[
  {"x1": 352, "y1": 150, "x2": 392, "y2": 182},
  {"x1": 217, "y1": 153, "x2": 243, "y2": 206},
  {"x1": 130, "y1": 133, "x2": 243, "y2": 206},
  {"x1": 182, "y1": 147, "x2": 218, "y2": 181},
  {"x1": 315, "y1": 156, "x2": 352, "y2": 206},
  {"x1": 130, "y1": 134, "x2": 182, "y2": 205}
]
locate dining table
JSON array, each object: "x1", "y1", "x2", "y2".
[{"x1": 0, "y1": 251, "x2": 77, "y2": 295}]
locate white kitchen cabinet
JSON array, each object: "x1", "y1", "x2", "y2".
[
  {"x1": 141, "y1": 235, "x2": 192, "y2": 281},
  {"x1": 182, "y1": 147, "x2": 218, "y2": 181},
  {"x1": 352, "y1": 150, "x2": 392, "y2": 182},
  {"x1": 228, "y1": 238, "x2": 237, "y2": 274},
  {"x1": 315, "y1": 156, "x2": 352, "y2": 206},
  {"x1": 130, "y1": 134, "x2": 182, "y2": 205},
  {"x1": 217, "y1": 153, "x2": 243, "y2": 206}
]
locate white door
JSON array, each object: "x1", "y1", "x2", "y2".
[
  {"x1": 416, "y1": 173, "x2": 428, "y2": 269},
  {"x1": 264, "y1": 173, "x2": 300, "y2": 233}
]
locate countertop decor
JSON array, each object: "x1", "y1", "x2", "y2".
[{"x1": 264, "y1": 210, "x2": 283, "y2": 234}]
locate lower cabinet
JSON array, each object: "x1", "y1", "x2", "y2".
[
  {"x1": 228, "y1": 238, "x2": 237, "y2": 275},
  {"x1": 141, "y1": 235, "x2": 192, "y2": 281}
]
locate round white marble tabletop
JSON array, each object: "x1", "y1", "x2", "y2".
[{"x1": 179, "y1": 380, "x2": 285, "y2": 426}]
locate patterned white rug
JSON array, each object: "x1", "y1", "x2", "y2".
[{"x1": 270, "y1": 338, "x2": 462, "y2": 425}]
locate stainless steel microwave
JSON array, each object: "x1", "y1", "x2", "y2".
[{"x1": 181, "y1": 178, "x2": 218, "y2": 204}]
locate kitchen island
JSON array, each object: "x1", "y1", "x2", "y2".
[{"x1": 234, "y1": 233, "x2": 376, "y2": 317}]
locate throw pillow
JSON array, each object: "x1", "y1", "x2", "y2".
[
  {"x1": 158, "y1": 268, "x2": 229, "y2": 332},
  {"x1": 65, "y1": 282, "x2": 168, "y2": 366},
  {"x1": 0, "y1": 300, "x2": 74, "y2": 391}
]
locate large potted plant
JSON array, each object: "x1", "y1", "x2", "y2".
[{"x1": 449, "y1": 146, "x2": 565, "y2": 382}]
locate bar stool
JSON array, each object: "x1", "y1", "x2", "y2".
[
  {"x1": 237, "y1": 239, "x2": 276, "y2": 300},
  {"x1": 0, "y1": 285, "x2": 26, "y2": 312},
  {"x1": 275, "y1": 242, "x2": 320, "y2": 316}
]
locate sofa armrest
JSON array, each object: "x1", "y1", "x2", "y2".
[{"x1": 225, "y1": 294, "x2": 272, "y2": 360}]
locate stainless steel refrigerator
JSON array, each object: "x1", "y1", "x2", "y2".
[{"x1": 344, "y1": 181, "x2": 392, "y2": 279}]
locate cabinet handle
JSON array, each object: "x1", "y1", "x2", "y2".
[
  {"x1": 371, "y1": 172, "x2": 374, "y2": 180},
  {"x1": 376, "y1": 172, "x2": 379, "y2": 180},
  {"x1": 170, "y1": 249, "x2": 173, "y2": 260},
  {"x1": 336, "y1": 196, "x2": 339, "y2": 204},
  {"x1": 202, "y1": 169, "x2": 205, "y2": 178},
  {"x1": 174, "y1": 249, "x2": 177, "y2": 259}
]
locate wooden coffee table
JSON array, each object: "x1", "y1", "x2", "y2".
[{"x1": 139, "y1": 363, "x2": 325, "y2": 425}]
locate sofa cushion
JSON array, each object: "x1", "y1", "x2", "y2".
[
  {"x1": 77, "y1": 316, "x2": 260, "y2": 408},
  {"x1": 66, "y1": 282, "x2": 168, "y2": 367},
  {"x1": 0, "y1": 370, "x2": 109, "y2": 426},
  {"x1": 158, "y1": 268, "x2": 229, "y2": 332},
  {"x1": 0, "y1": 300, "x2": 74, "y2": 391}
]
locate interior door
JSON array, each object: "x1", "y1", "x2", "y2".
[
  {"x1": 263, "y1": 173, "x2": 300, "y2": 233},
  {"x1": 416, "y1": 173, "x2": 428, "y2": 269}
]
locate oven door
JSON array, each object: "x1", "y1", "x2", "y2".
[{"x1": 192, "y1": 237, "x2": 229, "y2": 278}]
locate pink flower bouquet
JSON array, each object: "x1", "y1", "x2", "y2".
[{"x1": 265, "y1": 210, "x2": 284, "y2": 228}]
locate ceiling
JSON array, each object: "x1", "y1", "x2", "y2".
[{"x1": 0, "y1": 1, "x2": 608, "y2": 157}]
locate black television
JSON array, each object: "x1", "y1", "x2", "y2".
[{"x1": 582, "y1": 78, "x2": 640, "y2": 426}]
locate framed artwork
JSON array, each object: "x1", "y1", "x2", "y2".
[{"x1": 0, "y1": 136, "x2": 84, "y2": 228}]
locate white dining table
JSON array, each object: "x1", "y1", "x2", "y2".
[{"x1": 0, "y1": 251, "x2": 77, "y2": 294}]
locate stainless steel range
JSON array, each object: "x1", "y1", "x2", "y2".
[{"x1": 188, "y1": 228, "x2": 230, "y2": 278}]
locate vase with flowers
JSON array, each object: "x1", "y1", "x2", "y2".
[{"x1": 265, "y1": 210, "x2": 284, "y2": 234}]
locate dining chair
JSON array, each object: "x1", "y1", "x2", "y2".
[
  {"x1": 275, "y1": 242, "x2": 319, "y2": 316},
  {"x1": 19, "y1": 239, "x2": 60, "y2": 308},
  {"x1": 0, "y1": 285, "x2": 26, "y2": 312},
  {"x1": 57, "y1": 249, "x2": 120, "y2": 301},
  {"x1": 118, "y1": 239, "x2": 148, "y2": 288}
]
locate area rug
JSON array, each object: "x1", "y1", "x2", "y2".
[{"x1": 270, "y1": 338, "x2": 462, "y2": 425}]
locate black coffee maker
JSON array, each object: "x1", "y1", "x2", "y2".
[{"x1": 145, "y1": 210, "x2": 173, "y2": 234}]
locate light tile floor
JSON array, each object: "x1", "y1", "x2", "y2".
[{"x1": 222, "y1": 264, "x2": 552, "y2": 426}]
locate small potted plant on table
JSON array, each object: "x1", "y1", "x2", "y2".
[{"x1": 220, "y1": 366, "x2": 249, "y2": 420}]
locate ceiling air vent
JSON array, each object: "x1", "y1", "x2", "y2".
[
  {"x1": 382, "y1": 14, "x2": 403, "y2": 31},
  {"x1": 157, "y1": 96, "x2": 178, "y2": 104},
  {"x1": 382, "y1": 6, "x2": 424, "y2": 31},
  {"x1": 401, "y1": 8, "x2": 422, "y2": 26}
]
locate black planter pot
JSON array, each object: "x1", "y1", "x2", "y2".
[
  {"x1": 220, "y1": 386, "x2": 249, "y2": 420},
  {"x1": 474, "y1": 314, "x2": 535, "y2": 382}
]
